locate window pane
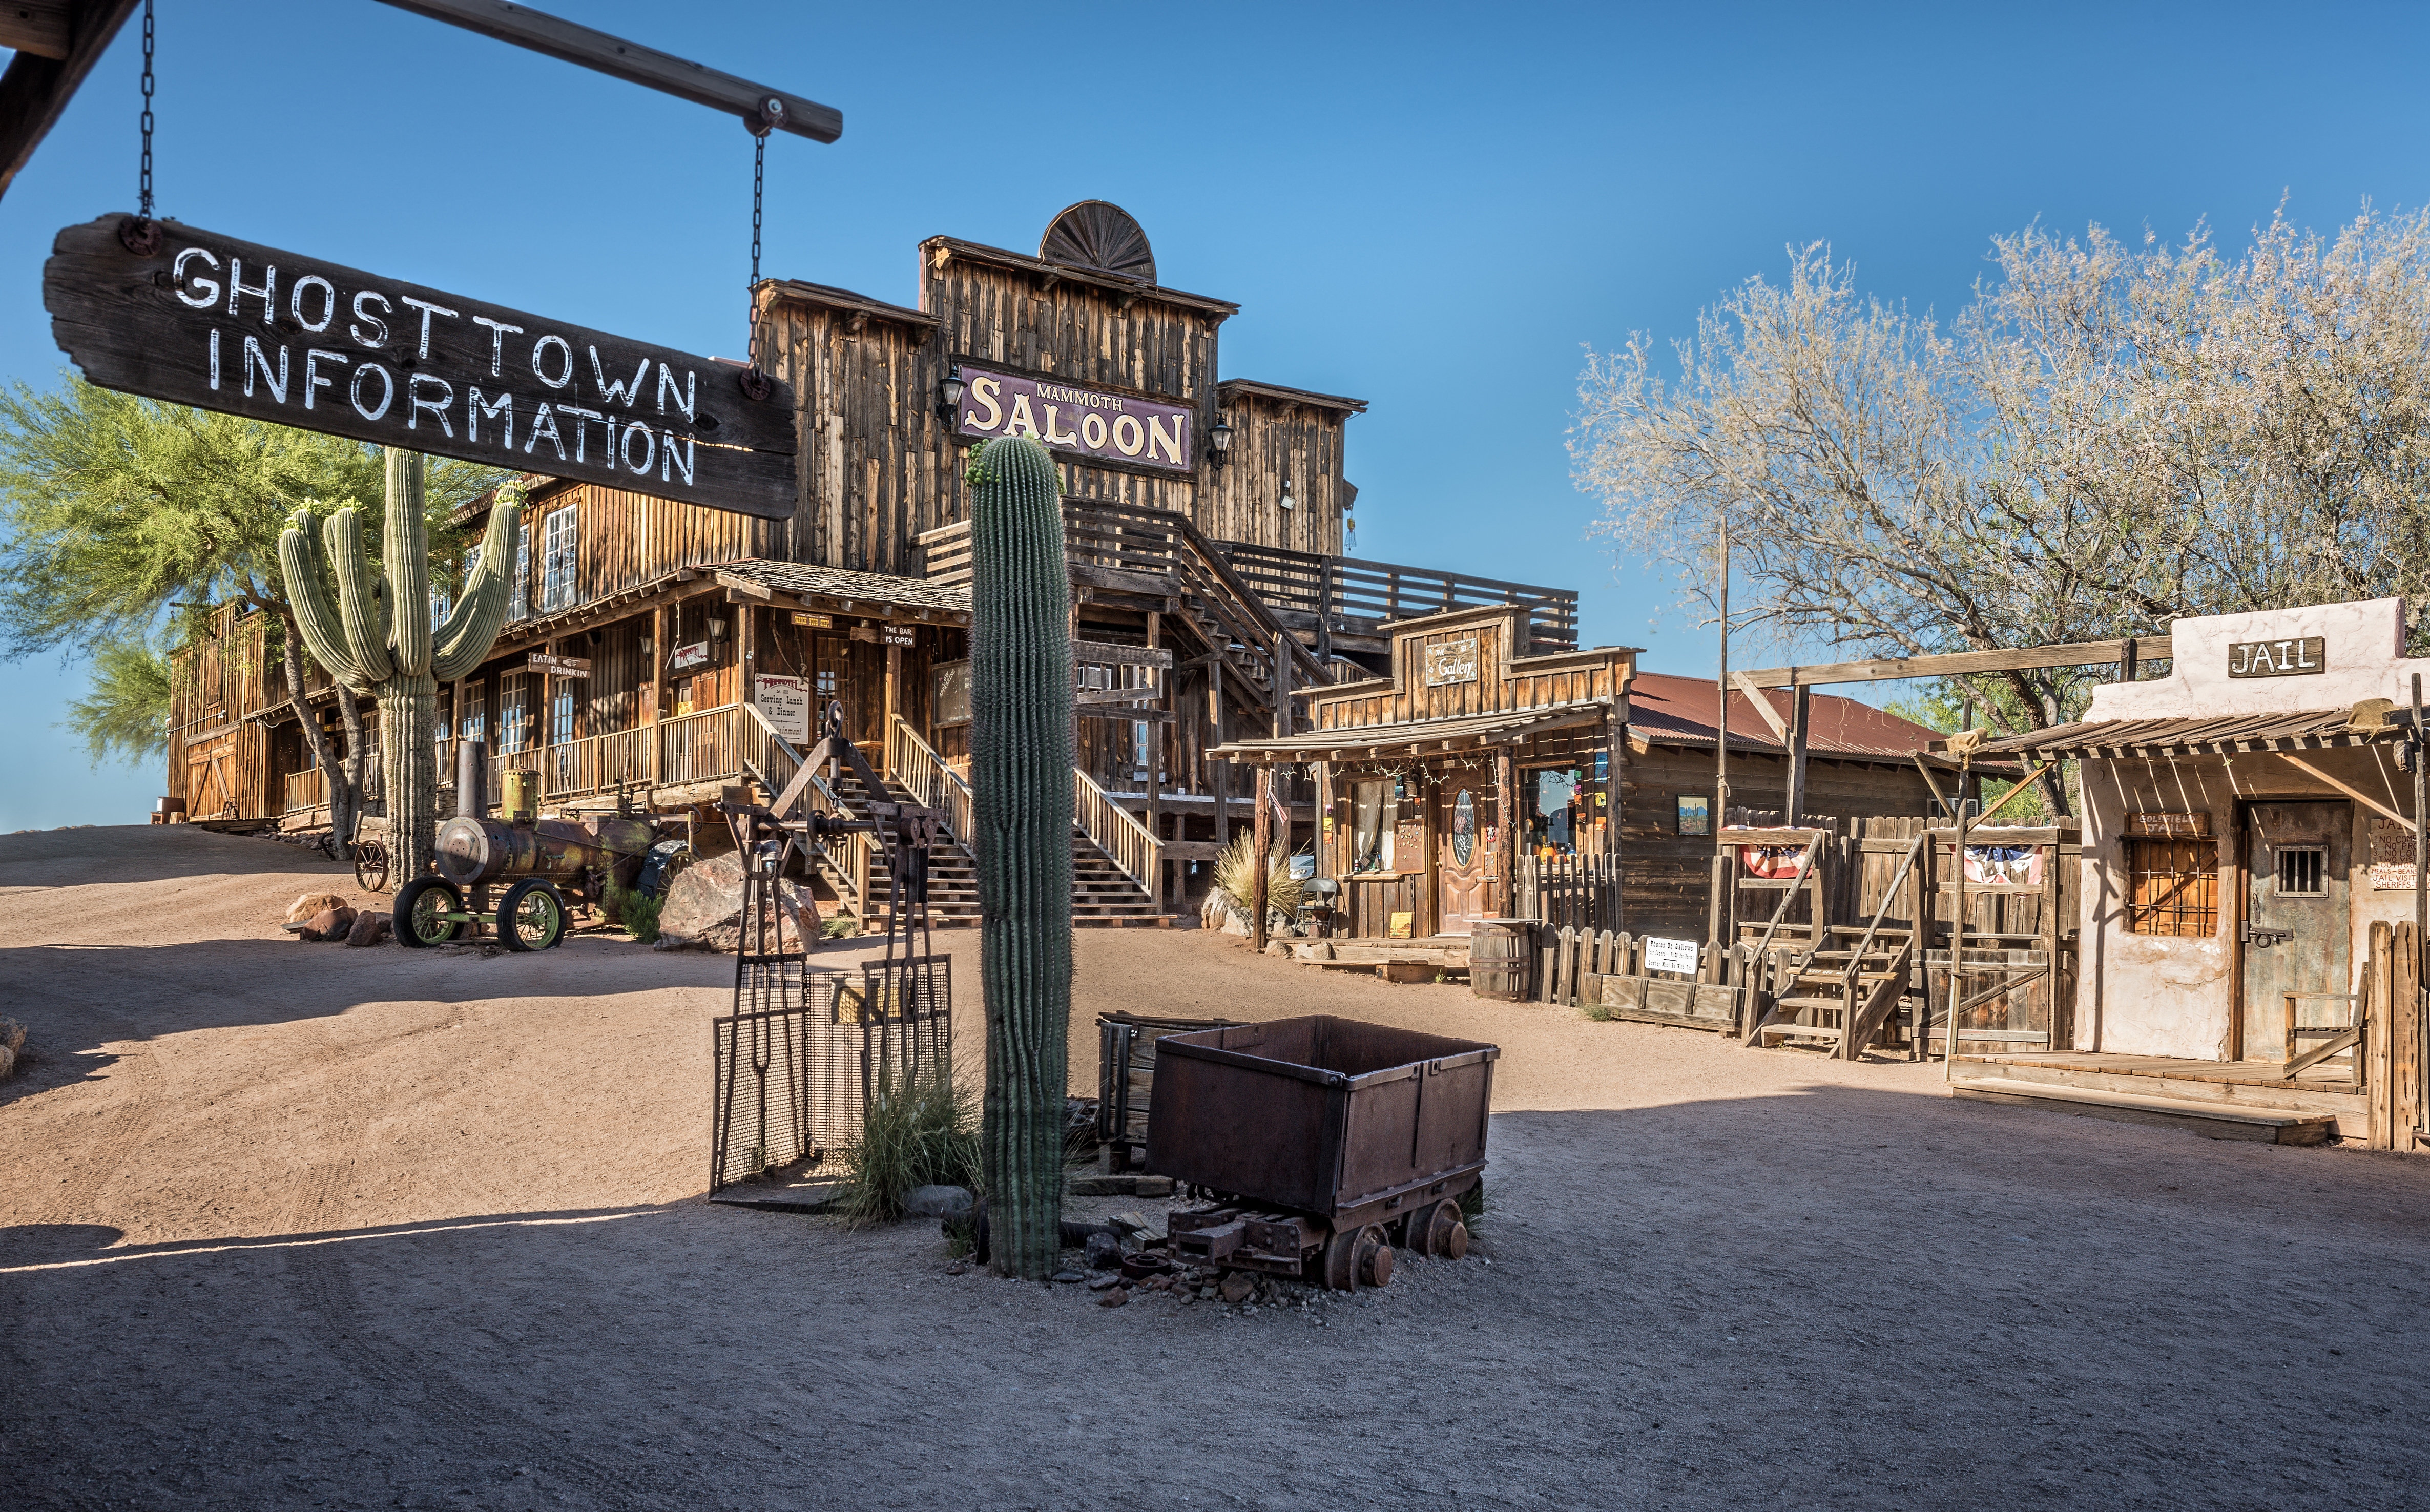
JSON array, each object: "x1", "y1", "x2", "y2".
[
  {"x1": 1352, "y1": 780, "x2": 1386, "y2": 874},
  {"x1": 2127, "y1": 837, "x2": 2217, "y2": 937}
]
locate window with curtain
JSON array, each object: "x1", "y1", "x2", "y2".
[
  {"x1": 1352, "y1": 779, "x2": 1391, "y2": 874},
  {"x1": 540, "y1": 506, "x2": 577, "y2": 612},
  {"x1": 498, "y1": 673, "x2": 531, "y2": 753},
  {"x1": 510, "y1": 533, "x2": 531, "y2": 620}
]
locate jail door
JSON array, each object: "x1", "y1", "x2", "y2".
[
  {"x1": 2241, "y1": 801, "x2": 2352, "y2": 1063},
  {"x1": 1437, "y1": 773, "x2": 1494, "y2": 934}
]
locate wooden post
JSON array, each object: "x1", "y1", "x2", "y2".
[
  {"x1": 1785, "y1": 683, "x2": 1811, "y2": 826},
  {"x1": 1496, "y1": 743, "x2": 1517, "y2": 920},
  {"x1": 1251, "y1": 764, "x2": 1272, "y2": 951},
  {"x1": 1271, "y1": 630, "x2": 1291, "y2": 739},
  {"x1": 649, "y1": 602, "x2": 668, "y2": 790},
  {"x1": 1210, "y1": 657, "x2": 1229, "y2": 850},
  {"x1": 1315, "y1": 557, "x2": 1335, "y2": 667},
  {"x1": 1945, "y1": 771, "x2": 1970, "y2": 1077},
  {"x1": 1146, "y1": 611, "x2": 1164, "y2": 909},
  {"x1": 882, "y1": 639, "x2": 902, "y2": 778}
]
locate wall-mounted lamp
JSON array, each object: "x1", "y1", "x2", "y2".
[
  {"x1": 708, "y1": 617, "x2": 730, "y2": 639},
  {"x1": 937, "y1": 364, "x2": 966, "y2": 421},
  {"x1": 1279, "y1": 475, "x2": 1295, "y2": 511},
  {"x1": 1207, "y1": 411, "x2": 1234, "y2": 469}
]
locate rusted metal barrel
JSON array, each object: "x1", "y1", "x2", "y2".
[{"x1": 1469, "y1": 918, "x2": 1536, "y2": 1001}]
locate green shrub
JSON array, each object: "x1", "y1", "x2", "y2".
[
  {"x1": 1211, "y1": 832, "x2": 1305, "y2": 922},
  {"x1": 837, "y1": 1065, "x2": 980, "y2": 1228},
  {"x1": 821, "y1": 915, "x2": 859, "y2": 940},
  {"x1": 604, "y1": 882, "x2": 662, "y2": 943}
]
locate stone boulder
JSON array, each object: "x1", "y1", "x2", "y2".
[
  {"x1": 345, "y1": 910, "x2": 391, "y2": 947},
  {"x1": 904, "y1": 1184, "x2": 974, "y2": 1219},
  {"x1": 655, "y1": 852, "x2": 815, "y2": 954},
  {"x1": 297, "y1": 905, "x2": 358, "y2": 942},
  {"x1": 0, "y1": 1017, "x2": 24, "y2": 1079},
  {"x1": 285, "y1": 891, "x2": 350, "y2": 926}
]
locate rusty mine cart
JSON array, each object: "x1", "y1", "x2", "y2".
[{"x1": 1147, "y1": 1015, "x2": 1499, "y2": 1292}]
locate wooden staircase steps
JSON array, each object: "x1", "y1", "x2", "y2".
[{"x1": 1950, "y1": 1076, "x2": 2338, "y2": 1145}]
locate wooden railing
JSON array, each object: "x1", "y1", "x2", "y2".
[
  {"x1": 283, "y1": 767, "x2": 325, "y2": 814},
  {"x1": 1074, "y1": 766, "x2": 1161, "y2": 893},
  {"x1": 887, "y1": 716, "x2": 974, "y2": 842},
  {"x1": 1211, "y1": 541, "x2": 1579, "y2": 653}
]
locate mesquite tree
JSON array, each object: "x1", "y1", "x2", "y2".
[
  {"x1": 968, "y1": 433, "x2": 1075, "y2": 1281},
  {"x1": 279, "y1": 450, "x2": 518, "y2": 880}
]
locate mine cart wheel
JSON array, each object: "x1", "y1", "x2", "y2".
[
  {"x1": 352, "y1": 841, "x2": 390, "y2": 895},
  {"x1": 1417, "y1": 1199, "x2": 1469, "y2": 1261},
  {"x1": 1356, "y1": 1225, "x2": 1395, "y2": 1289},
  {"x1": 497, "y1": 879, "x2": 568, "y2": 952},
  {"x1": 394, "y1": 877, "x2": 466, "y2": 948},
  {"x1": 1320, "y1": 1227, "x2": 1362, "y2": 1292}
]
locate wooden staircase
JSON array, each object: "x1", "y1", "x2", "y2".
[
  {"x1": 1746, "y1": 930, "x2": 1917, "y2": 1058},
  {"x1": 812, "y1": 769, "x2": 1168, "y2": 928}
]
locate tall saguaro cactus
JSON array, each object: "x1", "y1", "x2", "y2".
[
  {"x1": 280, "y1": 451, "x2": 520, "y2": 881},
  {"x1": 968, "y1": 434, "x2": 1075, "y2": 1281}
]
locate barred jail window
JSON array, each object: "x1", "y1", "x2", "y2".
[
  {"x1": 2125, "y1": 836, "x2": 2218, "y2": 937},
  {"x1": 2275, "y1": 844, "x2": 2328, "y2": 897}
]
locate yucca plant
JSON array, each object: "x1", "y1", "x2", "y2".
[{"x1": 1212, "y1": 832, "x2": 1306, "y2": 923}]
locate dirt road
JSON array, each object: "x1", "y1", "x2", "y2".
[{"x1": 6, "y1": 826, "x2": 2428, "y2": 1509}]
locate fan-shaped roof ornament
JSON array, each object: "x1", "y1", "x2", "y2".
[{"x1": 1040, "y1": 201, "x2": 1156, "y2": 284}]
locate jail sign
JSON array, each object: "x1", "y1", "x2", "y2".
[
  {"x1": 44, "y1": 215, "x2": 798, "y2": 519},
  {"x1": 2228, "y1": 636, "x2": 2325, "y2": 678}
]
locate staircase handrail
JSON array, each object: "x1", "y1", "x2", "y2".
[
  {"x1": 1842, "y1": 831, "x2": 1926, "y2": 992},
  {"x1": 749, "y1": 703, "x2": 872, "y2": 914},
  {"x1": 1073, "y1": 765, "x2": 1162, "y2": 895},
  {"x1": 886, "y1": 715, "x2": 974, "y2": 841}
]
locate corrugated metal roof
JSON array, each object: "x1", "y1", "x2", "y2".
[
  {"x1": 1979, "y1": 709, "x2": 2405, "y2": 758},
  {"x1": 1626, "y1": 671, "x2": 1952, "y2": 762}
]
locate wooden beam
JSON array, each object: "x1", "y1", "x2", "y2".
[
  {"x1": 0, "y1": 3, "x2": 73, "y2": 58},
  {"x1": 2277, "y1": 751, "x2": 2417, "y2": 833},
  {"x1": 0, "y1": 0, "x2": 139, "y2": 203},
  {"x1": 1071, "y1": 639, "x2": 1175, "y2": 668},
  {"x1": 370, "y1": 0, "x2": 843, "y2": 142},
  {"x1": 1737, "y1": 636, "x2": 2174, "y2": 690},
  {"x1": 1730, "y1": 671, "x2": 1790, "y2": 741},
  {"x1": 1076, "y1": 706, "x2": 1176, "y2": 723}
]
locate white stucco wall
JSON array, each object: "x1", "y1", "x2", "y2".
[{"x1": 2085, "y1": 597, "x2": 2430, "y2": 721}]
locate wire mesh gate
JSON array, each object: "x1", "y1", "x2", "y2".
[{"x1": 708, "y1": 852, "x2": 952, "y2": 1193}]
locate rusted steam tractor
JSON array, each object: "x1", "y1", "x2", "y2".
[
  {"x1": 1147, "y1": 1016, "x2": 1499, "y2": 1292},
  {"x1": 393, "y1": 757, "x2": 670, "y2": 951}
]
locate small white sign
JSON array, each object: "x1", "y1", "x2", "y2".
[
  {"x1": 754, "y1": 674, "x2": 811, "y2": 744},
  {"x1": 670, "y1": 641, "x2": 710, "y2": 671},
  {"x1": 1642, "y1": 936, "x2": 1700, "y2": 976}
]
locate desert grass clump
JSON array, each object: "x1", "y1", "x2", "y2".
[
  {"x1": 1211, "y1": 833, "x2": 1305, "y2": 923},
  {"x1": 838, "y1": 1066, "x2": 980, "y2": 1228}
]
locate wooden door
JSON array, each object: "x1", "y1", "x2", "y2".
[
  {"x1": 1437, "y1": 772, "x2": 1494, "y2": 933},
  {"x1": 2241, "y1": 801, "x2": 2352, "y2": 1063}
]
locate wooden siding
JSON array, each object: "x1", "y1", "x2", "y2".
[
  {"x1": 1309, "y1": 608, "x2": 1626, "y2": 733},
  {"x1": 1200, "y1": 387, "x2": 1349, "y2": 554}
]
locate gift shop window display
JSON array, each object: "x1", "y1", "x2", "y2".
[{"x1": 1523, "y1": 768, "x2": 1590, "y2": 860}]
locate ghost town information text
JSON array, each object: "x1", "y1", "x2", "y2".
[{"x1": 44, "y1": 216, "x2": 798, "y2": 519}]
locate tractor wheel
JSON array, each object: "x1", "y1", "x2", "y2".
[
  {"x1": 497, "y1": 879, "x2": 568, "y2": 952},
  {"x1": 393, "y1": 877, "x2": 466, "y2": 947}
]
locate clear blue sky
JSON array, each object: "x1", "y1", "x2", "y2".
[{"x1": 5, "y1": 0, "x2": 2427, "y2": 827}]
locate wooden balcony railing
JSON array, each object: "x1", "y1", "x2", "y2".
[
  {"x1": 1209, "y1": 541, "x2": 1579, "y2": 654},
  {"x1": 283, "y1": 767, "x2": 325, "y2": 815},
  {"x1": 1075, "y1": 766, "x2": 1161, "y2": 893}
]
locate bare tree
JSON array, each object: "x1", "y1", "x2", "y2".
[{"x1": 1572, "y1": 208, "x2": 2430, "y2": 814}]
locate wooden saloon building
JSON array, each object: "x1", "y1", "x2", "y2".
[{"x1": 162, "y1": 201, "x2": 1588, "y2": 924}]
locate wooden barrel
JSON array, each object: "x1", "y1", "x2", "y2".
[{"x1": 1470, "y1": 919, "x2": 1536, "y2": 1001}]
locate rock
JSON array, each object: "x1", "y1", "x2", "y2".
[
  {"x1": 300, "y1": 905, "x2": 357, "y2": 942},
  {"x1": 0, "y1": 1017, "x2": 25, "y2": 1055},
  {"x1": 903, "y1": 1184, "x2": 973, "y2": 1218},
  {"x1": 1050, "y1": 1270, "x2": 1085, "y2": 1285},
  {"x1": 1263, "y1": 940, "x2": 1293, "y2": 958},
  {"x1": 656, "y1": 852, "x2": 817, "y2": 953},
  {"x1": 1220, "y1": 910, "x2": 1251, "y2": 938},
  {"x1": 1083, "y1": 1232, "x2": 1123, "y2": 1271},
  {"x1": 1293, "y1": 941, "x2": 1335, "y2": 962},
  {"x1": 345, "y1": 911, "x2": 391, "y2": 947},
  {"x1": 1131, "y1": 1177, "x2": 1174, "y2": 1198},
  {"x1": 1218, "y1": 1272, "x2": 1254, "y2": 1304},
  {"x1": 285, "y1": 892, "x2": 350, "y2": 926},
  {"x1": 1087, "y1": 1274, "x2": 1123, "y2": 1291},
  {"x1": 944, "y1": 1261, "x2": 967, "y2": 1276},
  {"x1": 0, "y1": 1042, "x2": 13, "y2": 1079},
  {"x1": 1097, "y1": 1287, "x2": 1129, "y2": 1308}
]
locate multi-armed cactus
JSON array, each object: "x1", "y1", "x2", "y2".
[
  {"x1": 968, "y1": 433, "x2": 1075, "y2": 1281},
  {"x1": 279, "y1": 449, "x2": 521, "y2": 882}
]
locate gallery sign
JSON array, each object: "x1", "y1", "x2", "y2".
[
  {"x1": 44, "y1": 215, "x2": 799, "y2": 519},
  {"x1": 952, "y1": 365, "x2": 1193, "y2": 474}
]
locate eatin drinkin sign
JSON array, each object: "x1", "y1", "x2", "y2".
[{"x1": 952, "y1": 366, "x2": 1193, "y2": 473}]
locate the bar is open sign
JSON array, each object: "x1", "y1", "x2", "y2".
[{"x1": 44, "y1": 215, "x2": 798, "y2": 519}]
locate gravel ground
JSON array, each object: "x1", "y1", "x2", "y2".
[{"x1": 5, "y1": 824, "x2": 2429, "y2": 1511}]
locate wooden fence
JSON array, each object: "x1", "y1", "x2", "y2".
[
  {"x1": 1533, "y1": 926, "x2": 1737, "y2": 1030},
  {"x1": 1517, "y1": 851, "x2": 1622, "y2": 934}
]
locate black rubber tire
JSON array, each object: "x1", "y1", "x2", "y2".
[
  {"x1": 393, "y1": 877, "x2": 466, "y2": 947},
  {"x1": 497, "y1": 879, "x2": 567, "y2": 952}
]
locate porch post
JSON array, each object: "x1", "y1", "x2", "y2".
[
  {"x1": 1251, "y1": 763, "x2": 1272, "y2": 952},
  {"x1": 1608, "y1": 692, "x2": 1631, "y2": 930},
  {"x1": 1785, "y1": 683, "x2": 1811, "y2": 826},
  {"x1": 1211, "y1": 657, "x2": 1229, "y2": 851},
  {"x1": 649, "y1": 603, "x2": 667, "y2": 791},
  {"x1": 1146, "y1": 610, "x2": 1164, "y2": 910},
  {"x1": 1496, "y1": 742, "x2": 1517, "y2": 920},
  {"x1": 883, "y1": 638, "x2": 902, "y2": 778}
]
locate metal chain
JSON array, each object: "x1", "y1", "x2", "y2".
[
  {"x1": 746, "y1": 132, "x2": 765, "y2": 373},
  {"x1": 137, "y1": 0, "x2": 156, "y2": 218}
]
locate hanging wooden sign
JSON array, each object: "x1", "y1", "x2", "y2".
[
  {"x1": 953, "y1": 365, "x2": 1194, "y2": 474},
  {"x1": 44, "y1": 215, "x2": 799, "y2": 519},
  {"x1": 525, "y1": 652, "x2": 591, "y2": 677},
  {"x1": 2228, "y1": 636, "x2": 2325, "y2": 677}
]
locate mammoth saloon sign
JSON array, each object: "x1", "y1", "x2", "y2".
[
  {"x1": 951, "y1": 365, "x2": 1193, "y2": 474},
  {"x1": 43, "y1": 215, "x2": 798, "y2": 519}
]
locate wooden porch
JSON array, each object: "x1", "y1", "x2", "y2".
[{"x1": 1949, "y1": 1052, "x2": 2363, "y2": 1145}]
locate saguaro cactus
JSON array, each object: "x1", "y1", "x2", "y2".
[
  {"x1": 968, "y1": 433, "x2": 1075, "y2": 1281},
  {"x1": 280, "y1": 451, "x2": 520, "y2": 882}
]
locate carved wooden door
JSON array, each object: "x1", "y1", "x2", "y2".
[{"x1": 1438, "y1": 773, "x2": 1494, "y2": 933}]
